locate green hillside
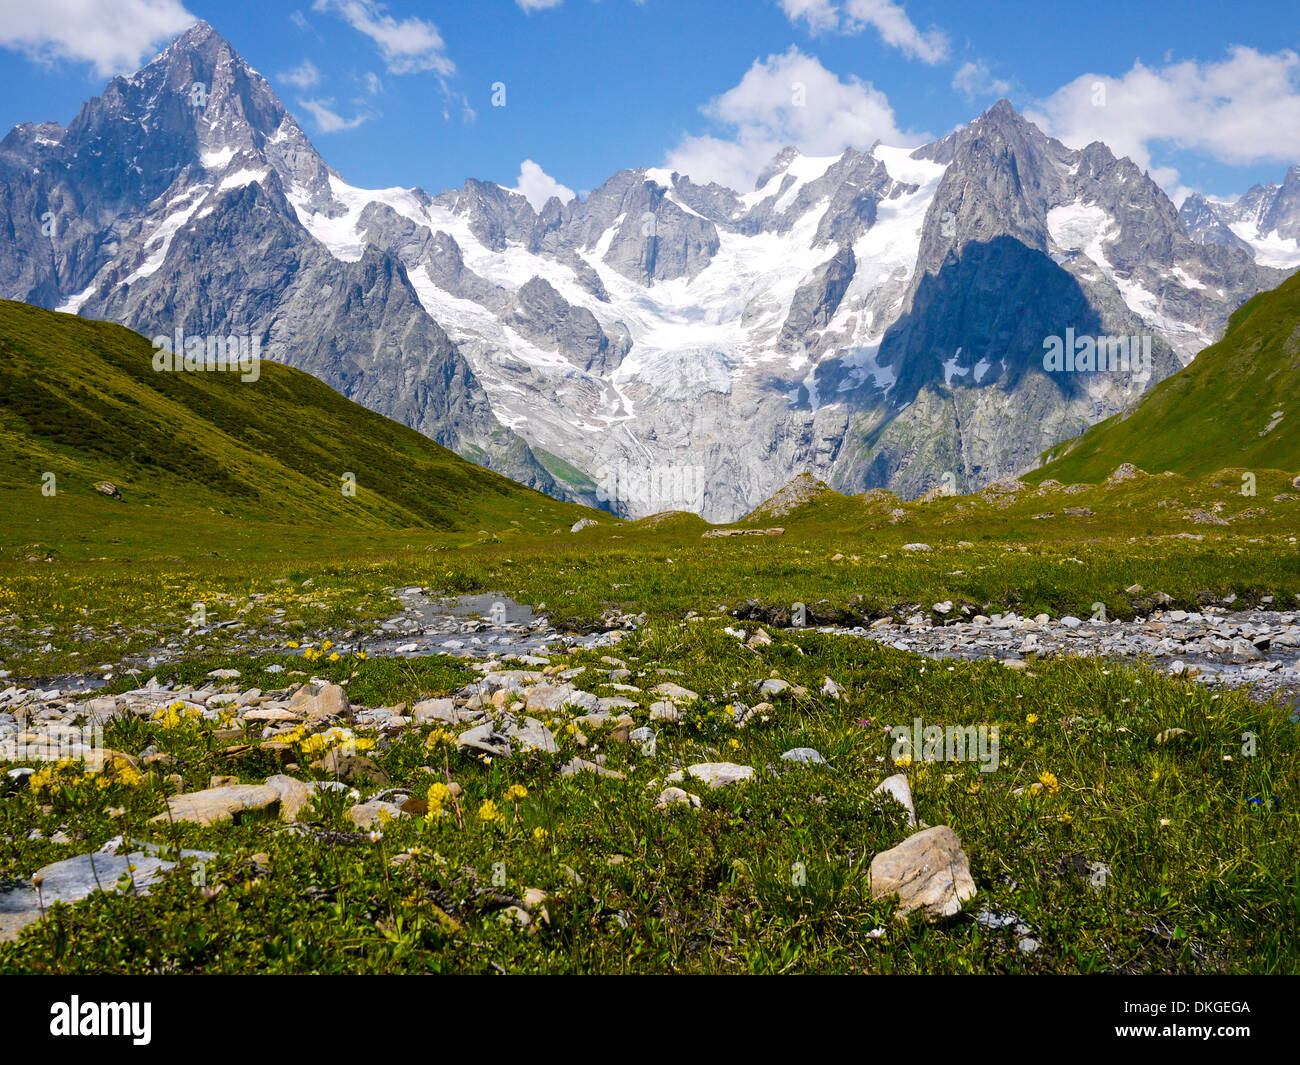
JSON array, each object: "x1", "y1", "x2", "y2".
[
  {"x1": 0, "y1": 299, "x2": 592, "y2": 550},
  {"x1": 1033, "y1": 270, "x2": 1300, "y2": 482}
]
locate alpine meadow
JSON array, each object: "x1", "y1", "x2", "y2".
[{"x1": 2, "y1": 1, "x2": 1299, "y2": 1007}]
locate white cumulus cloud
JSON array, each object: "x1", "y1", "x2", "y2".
[
  {"x1": 297, "y1": 97, "x2": 369, "y2": 132},
  {"x1": 0, "y1": 0, "x2": 196, "y2": 76},
  {"x1": 1026, "y1": 46, "x2": 1300, "y2": 194},
  {"x1": 951, "y1": 60, "x2": 1012, "y2": 101},
  {"x1": 513, "y1": 159, "x2": 575, "y2": 210},
  {"x1": 780, "y1": 0, "x2": 949, "y2": 65},
  {"x1": 664, "y1": 47, "x2": 923, "y2": 191},
  {"x1": 280, "y1": 59, "x2": 322, "y2": 89},
  {"x1": 311, "y1": 0, "x2": 453, "y2": 75}
]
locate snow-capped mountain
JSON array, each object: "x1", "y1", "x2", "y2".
[
  {"x1": 1180, "y1": 166, "x2": 1300, "y2": 270},
  {"x1": 1, "y1": 22, "x2": 557, "y2": 494},
  {"x1": 2, "y1": 22, "x2": 1292, "y2": 520}
]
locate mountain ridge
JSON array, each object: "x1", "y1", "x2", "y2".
[
  {"x1": 3, "y1": 20, "x2": 1296, "y2": 521},
  {"x1": 0, "y1": 297, "x2": 593, "y2": 536}
]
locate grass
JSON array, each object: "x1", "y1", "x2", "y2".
[
  {"x1": 1, "y1": 621, "x2": 1295, "y2": 973},
  {"x1": 1034, "y1": 269, "x2": 1300, "y2": 482},
  {"x1": 0, "y1": 298, "x2": 594, "y2": 533},
  {"x1": 2, "y1": 299, "x2": 1299, "y2": 973}
]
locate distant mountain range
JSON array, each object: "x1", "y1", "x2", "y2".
[
  {"x1": 2, "y1": 21, "x2": 1295, "y2": 520},
  {"x1": 1179, "y1": 167, "x2": 1300, "y2": 268}
]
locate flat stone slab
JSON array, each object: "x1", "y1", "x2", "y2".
[
  {"x1": 665, "y1": 762, "x2": 754, "y2": 788},
  {"x1": 0, "y1": 848, "x2": 187, "y2": 942},
  {"x1": 456, "y1": 723, "x2": 512, "y2": 758},
  {"x1": 151, "y1": 783, "x2": 282, "y2": 826}
]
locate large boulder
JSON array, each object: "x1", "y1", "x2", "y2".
[{"x1": 869, "y1": 825, "x2": 976, "y2": 921}]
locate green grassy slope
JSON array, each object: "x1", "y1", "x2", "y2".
[
  {"x1": 0, "y1": 300, "x2": 594, "y2": 545},
  {"x1": 1033, "y1": 271, "x2": 1300, "y2": 482}
]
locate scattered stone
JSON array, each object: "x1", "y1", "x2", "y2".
[
  {"x1": 320, "y1": 750, "x2": 390, "y2": 785},
  {"x1": 652, "y1": 682, "x2": 699, "y2": 701},
  {"x1": 503, "y1": 715, "x2": 559, "y2": 754},
  {"x1": 655, "y1": 786, "x2": 702, "y2": 809},
  {"x1": 242, "y1": 707, "x2": 301, "y2": 724},
  {"x1": 346, "y1": 800, "x2": 406, "y2": 829},
  {"x1": 869, "y1": 825, "x2": 976, "y2": 921},
  {"x1": 560, "y1": 757, "x2": 625, "y2": 779},
  {"x1": 0, "y1": 850, "x2": 177, "y2": 941},
  {"x1": 872, "y1": 773, "x2": 917, "y2": 827},
  {"x1": 287, "y1": 682, "x2": 349, "y2": 724},
  {"x1": 1107, "y1": 463, "x2": 1144, "y2": 484},
  {"x1": 455, "y1": 723, "x2": 512, "y2": 758},
  {"x1": 412, "y1": 697, "x2": 480, "y2": 724},
  {"x1": 649, "y1": 701, "x2": 682, "y2": 723},
  {"x1": 665, "y1": 762, "x2": 753, "y2": 788},
  {"x1": 702, "y1": 527, "x2": 785, "y2": 538},
  {"x1": 780, "y1": 747, "x2": 825, "y2": 765},
  {"x1": 264, "y1": 774, "x2": 312, "y2": 822}
]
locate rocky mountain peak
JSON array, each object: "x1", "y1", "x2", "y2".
[{"x1": 755, "y1": 146, "x2": 803, "y2": 191}]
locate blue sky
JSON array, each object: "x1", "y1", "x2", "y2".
[{"x1": 2, "y1": 0, "x2": 1298, "y2": 205}]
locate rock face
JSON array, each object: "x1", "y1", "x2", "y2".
[
  {"x1": 1, "y1": 23, "x2": 1292, "y2": 519},
  {"x1": 505, "y1": 276, "x2": 630, "y2": 376},
  {"x1": 869, "y1": 825, "x2": 977, "y2": 921}
]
